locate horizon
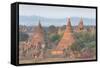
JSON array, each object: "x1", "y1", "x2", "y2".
[
  {"x1": 19, "y1": 15, "x2": 96, "y2": 26},
  {"x1": 19, "y1": 4, "x2": 96, "y2": 26}
]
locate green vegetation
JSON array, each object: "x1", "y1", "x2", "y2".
[
  {"x1": 50, "y1": 34, "x2": 60, "y2": 42},
  {"x1": 19, "y1": 32, "x2": 29, "y2": 41},
  {"x1": 70, "y1": 31, "x2": 96, "y2": 55}
]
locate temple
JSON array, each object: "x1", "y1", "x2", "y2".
[
  {"x1": 75, "y1": 17, "x2": 84, "y2": 32},
  {"x1": 31, "y1": 20, "x2": 45, "y2": 59},
  {"x1": 56, "y1": 17, "x2": 75, "y2": 49},
  {"x1": 51, "y1": 17, "x2": 75, "y2": 55}
]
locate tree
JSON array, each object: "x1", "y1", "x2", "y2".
[
  {"x1": 70, "y1": 31, "x2": 96, "y2": 52},
  {"x1": 19, "y1": 32, "x2": 29, "y2": 41},
  {"x1": 50, "y1": 34, "x2": 60, "y2": 42}
]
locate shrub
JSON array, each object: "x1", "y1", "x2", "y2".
[
  {"x1": 69, "y1": 31, "x2": 96, "y2": 52},
  {"x1": 50, "y1": 34, "x2": 60, "y2": 42},
  {"x1": 19, "y1": 32, "x2": 29, "y2": 41}
]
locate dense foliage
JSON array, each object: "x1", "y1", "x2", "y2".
[
  {"x1": 71, "y1": 31, "x2": 96, "y2": 51},
  {"x1": 19, "y1": 32, "x2": 29, "y2": 41},
  {"x1": 68, "y1": 31, "x2": 96, "y2": 58}
]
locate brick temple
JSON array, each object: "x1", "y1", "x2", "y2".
[
  {"x1": 32, "y1": 21, "x2": 45, "y2": 46},
  {"x1": 51, "y1": 17, "x2": 75, "y2": 55},
  {"x1": 75, "y1": 17, "x2": 84, "y2": 32},
  {"x1": 56, "y1": 17, "x2": 75, "y2": 49},
  {"x1": 31, "y1": 21, "x2": 45, "y2": 59}
]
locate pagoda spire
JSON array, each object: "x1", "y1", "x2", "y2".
[
  {"x1": 76, "y1": 17, "x2": 84, "y2": 32},
  {"x1": 79, "y1": 17, "x2": 84, "y2": 29},
  {"x1": 66, "y1": 17, "x2": 72, "y2": 33},
  {"x1": 38, "y1": 20, "x2": 42, "y2": 28},
  {"x1": 35, "y1": 20, "x2": 44, "y2": 34}
]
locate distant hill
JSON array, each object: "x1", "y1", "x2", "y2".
[{"x1": 19, "y1": 15, "x2": 96, "y2": 26}]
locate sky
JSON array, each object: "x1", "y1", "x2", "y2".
[{"x1": 19, "y1": 4, "x2": 96, "y2": 26}]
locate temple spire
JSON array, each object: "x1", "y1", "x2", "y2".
[
  {"x1": 79, "y1": 17, "x2": 84, "y2": 29},
  {"x1": 66, "y1": 17, "x2": 72, "y2": 33},
  {"x1": 35, "y1": 20, "x2": 44, "y2": 34},
  {"x1": 77, "y1": 17, "x2": 84, "y2": 32},
  {"x1": 38, "y1": 20, "x2": 42, "y2": 28}
]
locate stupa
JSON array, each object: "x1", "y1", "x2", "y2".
[
  {"x1": 75, "y1": 17, "x2": 84, "y2": 32},
  {"x1": 31, "y1": 20, "x2": 45, "y2": 59},
  {"x1": 51, "y1": 17, "x2": 75, "y2": 55},
  {"x1": 56, "y1": 17, "x2": 75, "y2": 49}
]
